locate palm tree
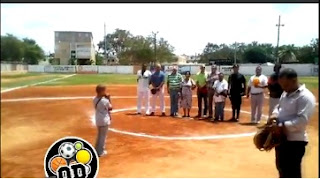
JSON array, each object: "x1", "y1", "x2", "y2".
[{"x1": 278, "y1": 47, "x2": 297, "y2": 63}]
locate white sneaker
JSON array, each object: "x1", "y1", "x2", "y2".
[{"x1": 99, "y1": 150, "x2": 107, "y2": 157}]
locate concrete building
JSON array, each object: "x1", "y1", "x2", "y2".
[{"x1": 54, "y1": 31, "x2": 96, "y2": 65}]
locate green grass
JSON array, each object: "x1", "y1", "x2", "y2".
[
  {"x1": 1, "y1": 74, "x2": 66, "y2": 89},
  {"x1": 1, "y1": 73, "x2": 318, "y2": 91},
  {"x1": 40, "y1": 74, "x2": 138, "y2": 86},
  {"x1": 1, "y1": 72, "x2": 44, "y2": 79},
  {"x1": 297, "y1": 77, "x2": 319, "y2": 90}
]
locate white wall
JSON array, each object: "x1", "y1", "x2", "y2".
[
  {"x1": 76, "y1": 65, "x2": 98, "y2": 74},
  {"x1": 117, "y1": 66, "x2": 133, "y2": 74},
  {"x1": 28, "y1": 65, "x2": 45, "y2": 72},
  {"x1": 98, "y1": 66, "x2": 133, "y2": 74},
  {"x1": 1, "y1": 64, "x2": 27, "y2": 73},
  {"x1": 2, "y1": 64, "x2": 317, "y2": 76},
  {"x1": 44, "y1": 65, "x2": 76, "y2": 73},
  {"x1": 1, "y1": 64, "x2": 12, "y2": 72},
  {"x1": 98, "y1": 66, "x2": 117, "y2": 73}
]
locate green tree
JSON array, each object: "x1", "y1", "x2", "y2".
[
  {"x1": 1, "y1": 34, "x2": 24, "y2": 62},
  {"x1": 97, "y1": 30, "x2": 177, "y2": 65},
  {"x1": 1, "y1": 34, "x2": 45, "y2": 64},
  {"x1": 278, "y1": 45, "x2": 298, "y2": 63},
  {"x1": 22, "y1": 38, "x2": 45, "y2": 64},
  {"x1": 97, "y1": 28, "x2": 133, "y2": 55},
  {"x1": 95, "y1": 52, "x2": 104, "y2": 65},
  {"x1": 243, "y1": 47, "x2": 268, "y2": 64}
]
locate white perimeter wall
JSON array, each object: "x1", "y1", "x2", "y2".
[
  {"x1": 1, "y1": 64, "x2": 27, "y2": 73},
  {"x1": 1, "y1": 64, "x2": 317, "y2": 76}
]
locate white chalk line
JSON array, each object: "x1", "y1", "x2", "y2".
[
  {"x1": 90, "y1": 107, "x2": 263, "y2": 141},
  {"x1": 0, "y1": 74, "x2": 76, "y2": 94},
  {"x1": 2, "y1": 95, "x2": 318, "y2": 106}
]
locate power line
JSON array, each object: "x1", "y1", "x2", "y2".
[{"x1": 151, "y1": 31, "x2": 159, "y2": 64}]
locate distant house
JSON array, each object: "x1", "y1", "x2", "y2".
[{"x1": 54, "y1": 31, "x2": 96, "y2": 65}]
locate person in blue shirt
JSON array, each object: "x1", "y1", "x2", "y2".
[{"x1": 149, "y1": 63, "x2": 166, "y2": 116}]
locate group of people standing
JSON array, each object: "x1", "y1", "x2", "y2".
[
  {"x1": 92, "y1": 62, "x2": 316, "y2": 178},
  {"x1": 136, "y1": 63, "x2": 248, "y2": 121}
]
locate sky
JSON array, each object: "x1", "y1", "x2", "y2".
[{"x1": 1, "y1": 3, "x2": 319, "y2": 56}]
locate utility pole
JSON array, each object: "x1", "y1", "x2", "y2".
[
  {"x1": 104, "y1": 22, "x2": 107, "y2": 56},
  {"x1": 152, "y1": 31, "x2": 159, "y2": 64},
  {"x1": 234, "y1": 41, "x2": 237, "y2": 64},
  {"x1": 275, "y1": 15, "x2": 285, "y2": 63}
]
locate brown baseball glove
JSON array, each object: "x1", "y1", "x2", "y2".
[
  {"x1": 151, "y1": 88, "x2": 158, "y2": 95},
  {"x1": 253, "y1": 119, "x2": 285, "y2": 151}
]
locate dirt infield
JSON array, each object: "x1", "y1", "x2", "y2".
[{"x1": 1, "y1": 85, "x2": 319, "y2": 177}]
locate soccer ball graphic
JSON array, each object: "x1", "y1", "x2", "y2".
[{"x1": 59, "y1": 142, "x2": 77, "y2": 159}]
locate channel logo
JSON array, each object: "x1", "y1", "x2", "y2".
[{"x1": 44, "y1": 137, "x2": 99, "y2": 178}]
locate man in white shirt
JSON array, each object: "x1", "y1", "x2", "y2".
[
  {"x1": 270, "y1": 68, "x2": 316, "y2": 178},
  {"x1": 247, "y1": 66, "x2": 268, "y2": 123},
  {"x1": 213, "y1": 72, "x2": 228, "y2": 122},
  {"x1": 136, "y1": 64, "x2": 152, "y2": 115}
]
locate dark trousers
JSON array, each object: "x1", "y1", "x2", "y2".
[
  {"x1": 275, "y1": 141, "x2": 308, "y2": 178},
  {"x1": 208, "y1": 89, "x2": 215, "y2": 117},
  {"x1": 169, "y1": 89, "x2": 179, "y2": 115},
  {"x1": 230, "y1": 94, "x2": 242, "y2": 119},
  {"x1": 197, "y1": 91, "x2": 208, "y2": 116},
  {"x1": 214, "y1": 102, "x2": 225, "y2": 120}
]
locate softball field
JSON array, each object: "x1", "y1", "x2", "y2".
[{"x1": 1, "y1": 73, "x2": 318, "y2": 177}]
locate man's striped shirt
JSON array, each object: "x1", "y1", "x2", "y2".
[{"x1": 167, "y1": 73, "x2": 183, "y2": 90}]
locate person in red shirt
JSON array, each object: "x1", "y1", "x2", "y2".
[{"x1": 267, "y1": 63, "x2": 283, "y2": 118}]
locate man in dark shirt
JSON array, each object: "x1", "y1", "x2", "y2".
[
  {"x1": 227, "y1": 64, "x2": 246, "y2": 122},
  {"x1": 267, "y1": 63, "x2": 283, "y2": 118}
]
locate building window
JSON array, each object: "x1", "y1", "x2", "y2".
[
  {"x1": 86, "y1": 33, "x2": 89, "y2": 37},
  {"x1": 78, "y1": 33, "x2": 82, "y2": 37},
  {"x1": 55, "y1": 33, "x2": 59, "y2": 37}
]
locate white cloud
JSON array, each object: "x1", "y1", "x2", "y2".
[{"x1": 1, "y1": 3, "x2": 318, "y2": 55}]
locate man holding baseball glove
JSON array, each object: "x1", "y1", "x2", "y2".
[
  {"x1": 247, "y1": 66, "x2": 268, "y2": 124},
  {"x1": 149, "y1": 63, "x2": 166, "y2": 116},
  {"x1": 269, "y1": 68, "x2": 316, "y2": 178}
]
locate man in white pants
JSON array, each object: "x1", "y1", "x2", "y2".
[
  {"x1": 136, "y1": 64, "x2": 152, "y2": 115},
  {"x1": 149, "y1": 63, "x2": 166, "y2": 116},
  {"x1": 247, "y1": 66, "x2": 268, "y2": 124}
]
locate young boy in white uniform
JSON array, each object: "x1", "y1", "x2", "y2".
[{"x1": 93, "y1": 84, "x2": 112, "y2": 157}]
